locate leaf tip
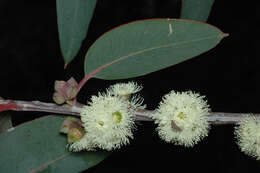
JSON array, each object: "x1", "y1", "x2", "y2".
[
  {"x1": 223, "y1": 33, "x2": 229, "y2": 38},
  {"x1": 217, "y1": 33, "x2": 229, "y2": 40}
]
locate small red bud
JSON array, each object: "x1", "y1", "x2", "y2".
[
  {"x1": 53, "y1": 77, "x2": 79, "y2": 104},
  {"x1": 54, "y1": 80, "x2": 66, "y2": 93}
]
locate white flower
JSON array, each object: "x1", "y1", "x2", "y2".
[
  {"x1": 234, "y1": 115, "x2": 260, "y2": 160},
  {"x1": 69, "y1": 135, "x2": 95, "y2": 152},
  {"x1": 129, "y1": 94, "x2": 146, "y2": 110},
  {"x1": 107, "y1": 82, "x2": 143, "y2": 98},
  {"x1": 70, "y1": 92, "x2": 135, "y2": 151},
  {"x1": 107, "y1": 81, "x2": 146, "y2": 109},
  {"x1": 153, "y1": 90, "x2": 210, "y2": 147}
]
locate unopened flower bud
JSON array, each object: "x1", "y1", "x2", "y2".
[
  {"x1": 68, "y1": 127, "x2": 85, "y2": 144},
  {"x1": 54, "y1": 81, "x2": 66, "y2": 92},
  {"x1": 53, "y1": 77, "x2": 79, "y2": 104},
  {"x1": 60, "y1": 116, "x2": 82, "y2": 134},
  {"x1": 53, "y1": 92, "x2": 65, "y2": 105}
]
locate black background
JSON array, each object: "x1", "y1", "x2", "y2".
[{"x1": 0, "y1": 0, "x2": 259, "y2": 172}]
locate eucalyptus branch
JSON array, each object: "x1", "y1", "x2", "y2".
[
  {"x1": 1, "y1": 99, "x2": 260, "y2": 125},
  {"x1": 0, "y1": 100, "x2": 82, "y2": 116}
]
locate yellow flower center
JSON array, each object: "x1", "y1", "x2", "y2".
[
  {"x1": 120, "y1": 93, "x2": 131, "y2": 101},
  {"x1": 177, "y1": 112, "x2": 186, "y2": 119},
  {"x1": 112, "y1": 111, "x2": 123, "y2": 123}
]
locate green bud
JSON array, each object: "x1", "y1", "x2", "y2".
[
  {"x1": 67, "y1": 127, "x2": 85, "y2": 144},
  {"x1": 53, "y1": 92, "x2": 65, "y2": 105},
  {"x1": 54, "y1": 80, "x2": 66, "y2": 92},
  {"x1": 60, "y1": 116, "x2": 82, "y2": 134}
]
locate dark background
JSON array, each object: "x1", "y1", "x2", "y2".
[{"x1": 0, "y1": 0, "x2": 259, "y2": 172}]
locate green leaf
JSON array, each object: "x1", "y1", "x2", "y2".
[
  {"x1": 0, "y1": 115, "x2": 109, "y2": 173},
  {"x1": 0, "y1": 112, "x2": 12, "y2": 134},
  {"x1": 57, "y1": 0, "x2": 97, "y2": 66},
  {"x1": 180, "y1": 0, "x2": 215, "y2": 22},
  {"x1": 84, "y1": 19, "x2": 227, "y2": 80}
]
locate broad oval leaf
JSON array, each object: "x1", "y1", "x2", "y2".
[
  {"x1": 84, "y1": 19, "x2": 227, "y2": 80},
  {"x1": 180, "y1": 0, "x2": 215, "y2": 22},
  {"x1": 0, "y1": 115, "x2": 109, "y2": 173},
  {"x1": 57, "y1": 0, "x2": 97, "y2": 66}
]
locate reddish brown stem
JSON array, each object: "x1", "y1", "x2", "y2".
[
  {"x1": 77, "y1": 75, "x2": 92, "y2": 92},
  {"x1": 1, "y1": 99, "x2": 260, "y2": 124},
  {"x1": 77, "y1": 58, "x2": 122, "y2": 93},
  {"x1": 0, "y1": 100, "x2": 82, "y2": 116}
]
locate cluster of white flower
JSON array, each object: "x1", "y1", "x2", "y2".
[
  {"x1": 152, "y1": 91, "x2": 210, "y2": 147},
  {"x1": 234, "y1": 115, "x2": 260, "y2": 160},
  {"x1": 68, "y1": 82, "x2": 260, "y2": 160}
]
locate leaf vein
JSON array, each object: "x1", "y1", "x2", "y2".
[
  {"x1": 29, "y1": 152, "x2": 72, "y2": 173},
  {"x1": 90, "y1": 34, "x2": 222, "y2": 77}
]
